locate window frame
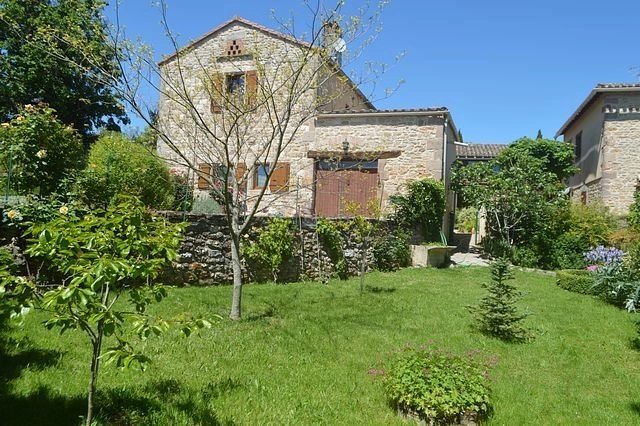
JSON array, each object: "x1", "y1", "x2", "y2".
[{"x1": 253, "y1": 163, "x2": 271, "y2": 189}]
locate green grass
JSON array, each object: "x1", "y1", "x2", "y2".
[{"x1": 1, "y1": 267, "x2": 639, "y2": 425}]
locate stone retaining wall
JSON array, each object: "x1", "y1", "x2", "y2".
[{"x1": 163, "y1": 212, "x2": 391, "y2": 285}]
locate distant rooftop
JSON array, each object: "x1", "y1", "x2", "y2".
[
  {"x1": 456, "y1": 143, "x2": 507, "y2": 160},
  {"x1": 318, "y1": 107, "x2": 448, "y2": 115},
  {"x1": 556, "y1": 83, "x2": 640, "y2": 137}
]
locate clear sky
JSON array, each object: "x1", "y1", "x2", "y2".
[{"x1": 107, "y1": 0, "x2": 640, "y2": 143}]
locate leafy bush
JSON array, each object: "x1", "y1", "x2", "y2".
[
  {"x1": 455, "y1": 207, "x2": 477, "y2": 233},
  {"x1": 468, "y1": 258, "x2": 530, "y2": 342},
  {"x1": 0, "y1": 104, "x2": 84, "y2": 195},
  {"x1": 556, "y1": 270, "x2": 596, "y2": 295},
  {"x1": 550, "y1": 233, "x2": 588, "y2": 270},
  {"x1": 76, "y1": 132, "x2": 174, "y2": 209},
  {"x1": 383, "y1": 345, "x2": 492, "y2": 423},
  {"x1": 512, "y1": 246, "x2": 540, "y2": 268},
  {"x1": 372, "y1": 228, "x2": 411, "y2": 272},
  {"x1": 390, "y1": 178, "x2": 445, "y2": 242},
  {"x1": 316, "y1": 218, "x2": 347, "y2": 279},
  {"x1": 627, "y1": 187, "x2": 640, "y2": 230},
  {"x1": 169, "y1": 169, "x2": 194, "y2": 211},
  {"x1": 243, "y1": 218, "x2": 294, "y2": 282}
]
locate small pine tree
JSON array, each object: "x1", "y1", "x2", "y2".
[
  {"x1": 469, "y1": 258, "x2": 530, "y2": 341},
  {"x1": 457, "y1": 128, "x2": 464, "y2": 143},
  {"x1": 536, "y1": 129, "x2": 543, "y2": 139}
]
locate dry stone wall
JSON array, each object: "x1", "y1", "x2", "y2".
[{"x1": 163, "y1": 212, "x2": 390, "y2": 285}]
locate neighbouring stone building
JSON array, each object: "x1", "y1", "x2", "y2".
[
  {"x1": 556, "y1": 83, "x2": 640, "y2": 214},
  {"x1": 157, "y1": 16, "x2": 459, "y2": 234}
]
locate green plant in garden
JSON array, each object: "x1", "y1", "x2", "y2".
[
  {"x1": 453, "y1": 138, "x2": 576, "y2": 267},
  {"x1": 243, "y1": 218, "x2": 294, "y2": 282},
  {"x1": 0, "y1": 0, "x2": 128, "y2": 136},
  {"x1": 628, "y1": 187, "x2": 640, "y2": 230},
  {"x1": 0, "y1": 104, "x2": 84, "y2": 195},
  {"x1": 316, "y1": 218, "x2": 347, "y2": 280},
  {"x1": 372, "y1": 228, "x2": 411, "y2": 272},
  {"x1": 469, "y1": 258, "x2": 530, "y2": 342},
  {"x1": 383, "y1": 344, "x2": 492, "y2": 423},
  {"x1": 390, "y1": 178, "x2": 445, "y2": 241},
  {"x1": 455, "y1": 206, "x2": 477, "y2": 232},
  {"x1": 76, "y1": 132, "x2": 174, "y2": 209},
  {"x1": 21, "y1": 197, "x2": 210, "y2": 426}
]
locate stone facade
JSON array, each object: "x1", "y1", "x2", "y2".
[
  {"x1": 558, "y1": 85, "x2": 640, "y2": 214},
  {"x1": 156, "y1": 17, "x2": 458, "y2": 230}
]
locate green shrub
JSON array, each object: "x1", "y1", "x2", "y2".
[
  {"x1": 243, "y1": 218, "x2": 294, "y2": 282},
  {"x1": 76, "y1": 132, "x2": 174, "y2": 209},
  {"x1": 390, "y1": 178, "x2": 445, "y2": 241},
  {"x1": 512, "y1": 246, "x2": 540, "y2": 268},
  {"x1": 556, "y1": 269, "x2": 596, "y2": 295},
  {"x1": 316, "y1": 218, "x2": 347, "y2": 279},
  {"x1": 469, "y1": 258, "x2": 530, "y2": 342},
  {"x1": 372, "y1": 228, "x2": 411, "y2": 272},
  {"x1": 628, "y1": 187, "x2": 640, "y2": 230},
  {"x1": 0, "y1": 104, "x2": 84, "y2": 195},
  {"x1": 383, "y1": 345, "x2": 492, "y2": 423},
  {"x1": 455, "y1": 207, "x2": 477, "y2": 232}
]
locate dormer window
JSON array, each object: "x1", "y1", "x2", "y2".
[{"x1": 225, "y1": 39, "x2": 244, "y2": 56}]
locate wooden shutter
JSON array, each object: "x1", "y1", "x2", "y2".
[
  {"x1": 235, "y1": 163, "x2": 247, "y2": 191},
  {"x1": 245, "y1": 70, "x2": 258, "y2": 108},
  {"x1": 197, "y1": 164, "x2": 211, "y2": 190},
  {"x1": 210, "y1": 73, "x2": 224, "y2": 114},
  {"x1": 269, "y1": 162, "x2": 290, "y2": 192}
]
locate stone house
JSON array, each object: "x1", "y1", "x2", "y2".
[
  {"x1": 157, "y1": 17, "x2": 459, "y2": 235},
  {"x1": 556, "y1": 83, "x2": 640, "y2": 214}
]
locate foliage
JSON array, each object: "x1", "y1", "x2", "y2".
[
  {"x1": 556, "y1": 269, "x2": 596, "y2": 295},
  {"x1": 0, "y1": 104, "x2": 84, "y2": 195},
  {"x1": 453, "y1": 138, "x2": 576, "y2": 266},
  {"x1": 383, "y1": 344, "x2": 492, "y2": 422},
  {"x1": 390, "y1": 178, "x2": 445, "y2": 242},
  {"x1": 76, "y1": 132, "x2": 174, "y2": 209},
  {"x1": 469, "y1": 259, "x2": 530, "y2": 342},
  {"x1": 243, "y1": 218, "x2": 294, "y2": 282},
  {"x1": 372, "y1": 228, "x2": 411, "y2": 272},
  {"x1": 316, "y1": 218, "x2": 347, "y2": 279},
  {"x1": 0, "y1": 0, "x2": 128, "y2": 137},
  {"x1": 627, "y1": 186, "x2": 640, "y2": 230},
  {"x1": 22, "y1": 197, "x2": 210, "y2": 425},
  {"x1": 169, "y1": 168, "x2": 194, "y2": 212},
  {"x1": 506, "y1": 137, "x2": 578, "y2": 180},
  {"x1": 455, "y1": 207, "x2": 477, "y2": 233}
]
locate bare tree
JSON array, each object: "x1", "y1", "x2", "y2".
[{"x1": 8, "y1": 0, "x2": 396, "y2": 319}]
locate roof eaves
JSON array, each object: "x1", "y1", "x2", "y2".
[{"x1": 556, "y1": 84, "x2": 640, "y2": 137}]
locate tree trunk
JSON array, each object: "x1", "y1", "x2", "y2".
[
  {"x1": 229, "y1": 212, "x2": 243, "y2": 320},
  {"x1": 86, "y1": 324, "x2": 104, "y2": 426}
]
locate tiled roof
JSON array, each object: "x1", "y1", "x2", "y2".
[
  {"x1": 556, "y1": 83, "x2": 640, "y2": 137},
  {"x1": 319, "y1": 107, "x2": 449, "y2": 115},
  {"x1": 159, "y1": 16, "x2": 311, "y2": 66},
  {"x1": 456, "y1": 143, "x2": 507, "y2": 160},
  {"x1": 596, "y1": 83, "x2": 640, "y2": 89}
]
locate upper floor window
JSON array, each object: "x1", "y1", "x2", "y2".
[
  {"x1": 226, "y1": 73, "x2": 245, "y2": 97},
  {"x1": 575, "y1": 131, "x2": 583, "y2": 161},
  {"x1": 210, "y1": 70, "x2": 258, "y2": 113}
]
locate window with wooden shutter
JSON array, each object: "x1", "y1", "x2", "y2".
[
  {"x1": 210, "y1": 73, "x2": 224, "y2": 114},
  {"x1": 245, "y1": 70, "x2": 258, "y2": 108},
  {"x1": 269, "y1": 162, "x2": 290, "y2": 192},
  {"x1": 197, "y1": 163, "x2": 212, "y2": 190}
]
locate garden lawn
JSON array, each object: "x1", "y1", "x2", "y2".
[{"x1": 1, "y1": 267, "x2": 639, "y2": 425}]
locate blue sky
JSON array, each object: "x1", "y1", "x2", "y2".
[{"x1": 107, "y1": 0, "x2": 640, "y2": 143}]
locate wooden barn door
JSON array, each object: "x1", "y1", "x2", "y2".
[{"x1": 314, "y1": 160, "x2": 378, "y2": 217}]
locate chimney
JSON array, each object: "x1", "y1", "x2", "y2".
[{"x1": 322, "y1": 20, "x2": 343, "y2": 66}]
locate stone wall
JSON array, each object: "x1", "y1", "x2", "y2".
[
  {"x1": 163, "y1": 212, "x2": 391, "y2": 285},
  {"x1": 600, "y1": 116, "x2": 640, "y2": 214}
]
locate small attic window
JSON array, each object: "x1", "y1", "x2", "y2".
[{"x1": 225, "y1": 39, "x2": 244, "y2": 56}]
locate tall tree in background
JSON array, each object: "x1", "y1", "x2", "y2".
[{"x1": 0, "y1": 0, "x2": 128, "y2": 138}]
